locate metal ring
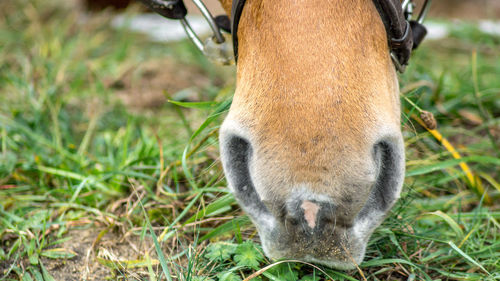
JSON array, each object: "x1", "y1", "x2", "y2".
[
  {"x1": 180, "y1": 18, "x2": 204, "y2": 52},
  {"x1": 192, "y1": 0, "x2": 225, "y2": 43},
  {"x1": 391, "y1": 52, "x2": 406, "y2": 73},
  {"x1": 391, "y1": 20, "x2": 410, "y2": 45},
  {"x1": 417, "y1": 0, "x2": 432, "y2": 24}
]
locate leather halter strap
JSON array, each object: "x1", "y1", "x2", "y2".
[
  {"x1": 231, "y1": 0, "x2": 247, "y2": 62},
  {"x1": 230, "y1": 0, "x2": 426, "y2": 71},
  {"x1": 372, "y1": 0, "x2": 413, "y2": 68}
]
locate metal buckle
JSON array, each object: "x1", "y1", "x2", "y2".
[
  {"x1": 180, "y1": 0, "x2": 234, "y2": 65},
  {"x1": 389, "y1": 20, "x2": 410, "y2": 73},
  {"x1": 392, "y1": 0, "x2": 432, "y2": 73}
]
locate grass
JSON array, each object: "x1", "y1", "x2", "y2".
[{"x1": 0, "y1": 0, "x2": 499, "y2": 280}]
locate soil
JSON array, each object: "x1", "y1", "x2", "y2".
[
  {"x1": 3, "y1": 226, "x2": 163, "y2": 280},
  {"x1": 44, "y1": 228, "x2": 114, "y2": 281},
  {"x1": 111, "y1": 59, "x2": 215, "y2": 111}
]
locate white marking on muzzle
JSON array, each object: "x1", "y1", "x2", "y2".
[{"x1": 301, "y1": 200, "x2": 320, "y2": 229}]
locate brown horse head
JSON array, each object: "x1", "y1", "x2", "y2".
[{"x1": 219, "y1": 0, "x2": 404, "y2": 269}]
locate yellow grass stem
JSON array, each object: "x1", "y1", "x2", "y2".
[
  {"x1": 458, "y1": 229, "x2": 475, "y2": 248},
  {"x1": 411, "y1": 114, "x2": 491, "y2": 205}
]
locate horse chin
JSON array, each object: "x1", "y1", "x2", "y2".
[{"x1": 248, "y1": 209, "x2": 385, "y2": 270}]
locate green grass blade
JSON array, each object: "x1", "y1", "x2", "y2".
[
  {"x1": 40, "y1": 248, "x2": 77, "y2": 259},
  {"x1": 324, "y1": 270, "x2": 360, "y2": 281},
  {"x1": 182, "y1": 98, "x2": 232, "y2": 190},
  {"x1": 183, "y1": 193, "x2": 235, "y2": 225},
  {"x1": 406, "y1": 156, "x2": 500, "y2": 177},
  {"x1": 200, "y1": 216, "x2": 251, "y2": 242},
  {"x1": 360, "y1": 258, "x2": 419, "y2": 268},
  {"x1": 135, "y1": 191, "x2": 172, "y2": 281},
  {"x1": 21, "y1": 271, "x2": 34, "y2": 281},
  {"x1": 28, "y1": 267, "x2": 43, "y2": 281},
  {"x1": 39, "y1": 262, "x2": 56, "y2": 281},
  {"x1": 37, "y1": 166, "x2": 120, "y2": 196},
  {"x1": 425, "y1": 210, "x2": 464, "y2": 238},
  {"x1": 0, "y1": 115, "x2": 80, "y2": 163},
  {"x1": 169, "y1": 100, "x2": 218, "y2": 109},
  {"x1": 447, "y1": 241, "x2": 490, "y2": 275}
]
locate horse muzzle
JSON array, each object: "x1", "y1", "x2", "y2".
[{"x1": 219, "y1": 118, "x2": 405, "y2": 269}]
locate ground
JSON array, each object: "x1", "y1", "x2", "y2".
[{"x1": 0, "y1": 0, "x2": 499, "y2": 280}]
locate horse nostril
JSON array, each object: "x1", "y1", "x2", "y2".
[
  {"x1": 320, "y1": 217, "x2": 334, "y2": 225},
  {"x1": 220, "y1": 134, "x2": 271, "y2": 219},
  {"x1": 287, "y1": 217, "x2": 300, "y2": 226},
  {"x1": 221, "y1": 135, "x2": 253, "y2": 196},
  {"x1": 371, "y1": 141, "x2": 404, "y2": 212},
  {"x1": 356, "y1": 139, "x2": 405, "y2": 222}
]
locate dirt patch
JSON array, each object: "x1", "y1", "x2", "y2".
[
  {"x1": 111, "y1": 59, "x2": 215, "y2": 110},
  {"x1": 3, "y1": 226, "x2": 165, "y2": 280},
  {"x1": 44, "y1": 227, "x2": 119, "y2": 280},
  {"x1": 42, "y1": 228, "x2": 111, "y2": 280}
]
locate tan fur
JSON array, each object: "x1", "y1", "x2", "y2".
[
  {"x1": 218, "y1": 0, "x2": 403, "y2": 266},
  {"x1": 224, "y1": 0, "x2": 399, "y2": 199}
]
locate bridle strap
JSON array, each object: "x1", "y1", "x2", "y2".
[
  {"x1": 231, "y1": 0, "x2": 246, "y2": 62},
  {"x1": 372, "y1": 0, "x2": 413, "y2": 68}
]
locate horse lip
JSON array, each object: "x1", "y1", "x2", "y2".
[{"x1": 258, "y1": 224, "x2": 366, "y2": 269}]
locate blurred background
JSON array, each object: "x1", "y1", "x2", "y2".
[{"x1": 83, "y1": 0, "x2": 500, "y2": 19}]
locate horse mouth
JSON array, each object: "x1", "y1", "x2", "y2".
[{"x1": 258, "y1": 221, "x2": 368, "y2": 270}]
